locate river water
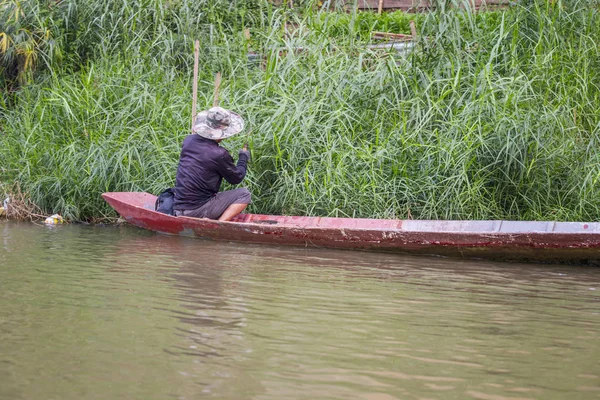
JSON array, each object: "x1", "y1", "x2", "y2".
[{"x1": 0, "y1": 221, "x2": 599, "y2": 400}]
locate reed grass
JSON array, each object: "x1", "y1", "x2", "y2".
[{"x1": 1, "y1": 0, "x2": 599, "y2": 222}]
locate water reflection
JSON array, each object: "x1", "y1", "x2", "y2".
[{"x1": 0, "y1": 221, "x2": 599, "y2": 400}]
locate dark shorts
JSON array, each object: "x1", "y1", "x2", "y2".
[{"x1": 174, "y1": 188, "x2": 251, "y2": 220}]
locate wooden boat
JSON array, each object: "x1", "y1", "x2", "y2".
[{"x1": 102, "y1": 192, "x2": 600, "y2": 266}]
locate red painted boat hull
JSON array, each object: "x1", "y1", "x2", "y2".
[{"x1": 102, "y1": 192, "x2": 600, "y2": 266}]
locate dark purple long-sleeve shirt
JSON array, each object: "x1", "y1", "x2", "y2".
[{"x1": 173, "y1": 135, "x2": 248, "y2": 210}]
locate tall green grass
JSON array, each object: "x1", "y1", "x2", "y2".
[{"x1": 1, "y1": 0, "x2": 599, "y2": 221}]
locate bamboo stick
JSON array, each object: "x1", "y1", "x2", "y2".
[
  {"x1": 191, "y1": 40, "x2": 199, "y2": 131},
  {"x1": 213, "y1": 72, "x2": 222, "y2": 108},
  {"x1": 378, "y1": 0, "x2": 384, "y2": 14}
]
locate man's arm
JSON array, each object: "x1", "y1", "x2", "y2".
[{"x1": 216, "y1": 150, "x2": 249, "y2": 185}]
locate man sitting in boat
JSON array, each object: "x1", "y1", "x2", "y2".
[{"x1": 173, "y1": 106, "x2": 251, "y2": 221}]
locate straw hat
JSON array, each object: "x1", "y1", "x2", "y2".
[{"x1": 193, "y1": 106, "x2": 245, "y2": 139}]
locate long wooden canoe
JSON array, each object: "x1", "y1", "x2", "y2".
[{"x1": 102, "y1": 192, "x2": 600, "y2": 266}]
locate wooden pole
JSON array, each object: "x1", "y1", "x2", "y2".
[
  {"x1": 410, "y1": 20, "x2": 417, "y2": 41},
  {"x1": 378, "y1": 0, "x2": 384, "y2": 14},
  {"x1": 191, "y1": 40, "x2": 199, "y2": 131},
  {"x1": 212, "y1": 72, "x2": 222, "y2": 108}
]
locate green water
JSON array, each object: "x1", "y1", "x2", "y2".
[{"x1": 0, "y1": 221, "x2": 599, "y2": 400}]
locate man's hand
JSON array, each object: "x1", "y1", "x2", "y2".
[{"x1": 239, "y1": 144, "x2": 250, "y2": 162}]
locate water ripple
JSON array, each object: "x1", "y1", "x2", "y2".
[{"x1": 0, "y1": 222, "x2": 599, "y2": 400}]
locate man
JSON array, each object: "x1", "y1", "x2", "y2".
[{"x1": 173, "y1": 106, "x2": 251, "y2": 221}]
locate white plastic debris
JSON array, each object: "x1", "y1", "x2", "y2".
[
  {"x1": 44, "y1": 214, "x2": 64, "y2": 225},
  {"x1": 0, "y1": 197, "x2": 8, "y2": 217}
]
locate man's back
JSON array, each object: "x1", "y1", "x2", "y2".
[{"x1": 173, "y1": 134, "x2": 248, "y2": 211}]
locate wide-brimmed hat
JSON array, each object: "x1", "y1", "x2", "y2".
[{"x1": 193, "y1": 106, "x2": 245, "y2": 139}]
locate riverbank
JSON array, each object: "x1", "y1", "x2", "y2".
[{"x1": 1, "y1": 0, "x2": 599, "y2": 222}]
